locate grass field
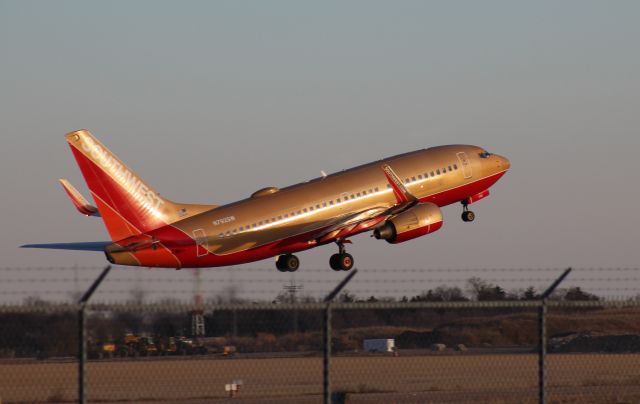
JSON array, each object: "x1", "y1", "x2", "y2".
[{"x1": 1, "y1": 353, "x2": 639, "y2": 403}]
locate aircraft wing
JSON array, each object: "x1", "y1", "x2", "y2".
[
  {"x1": 311, "y1": 207, "x2": 389, "y2": 242},
  {"x1": 311, "y1": 164, "x2": 420, "y2": 243},
  {"x1": 20, "y1": 241, "x2": 111, "y2": 251}
]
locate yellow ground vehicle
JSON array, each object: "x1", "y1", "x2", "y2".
[
  {"x1": 118, "y1": 334, "x2": 158, "y2": 357},
  {"x1": 223, "y1": 345, "x2": 237, "y2": 356},
  {"x1": 88, "y1": 341, "x2": 116, "y2": 359}
]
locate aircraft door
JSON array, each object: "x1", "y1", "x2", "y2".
[
  {"x1": 193, "y1": 229, "x2": 209, "y2": 257},
  {"x1": 457, "y1": 152, "x2": 472, "y2": 179}
]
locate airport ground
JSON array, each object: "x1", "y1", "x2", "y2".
[{"x1": 2, "y1": 352, "x2": 639, "y2": 403}]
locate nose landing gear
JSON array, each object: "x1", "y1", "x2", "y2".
[
  {"x1": 461, "y1": 201, "x2": 475, "y2": 222},
  {"x1": 329, "y1": 240, "x2": 354, "y2": 271}
]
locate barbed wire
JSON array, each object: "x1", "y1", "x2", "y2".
[
  {"x1": 3, "y1": 276, "x2": 640, "y2": 284},
  {"x1": 1, "y1": 266, "x2": 638, "y2": 272}
]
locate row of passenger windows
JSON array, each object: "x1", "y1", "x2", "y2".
[
  {"x1": 216, "y1": 163, "x2": 459, "y2": 238},
  {"x1": 217, "y1": 187, "x2": 382, "y2": 238},
  {"x1": 402, "y1": 163, "x2": 458, "y2": 184}
]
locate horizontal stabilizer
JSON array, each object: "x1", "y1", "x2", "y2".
[
  {"x1": 59, "y1": 178, "x2": 100, "y2": 217},
  {"x1": 20, "y1": 241, "x2": 111, "y2": 251}
]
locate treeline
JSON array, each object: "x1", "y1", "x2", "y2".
[{"x1": 270, "y1": 277, "x2": 601, "y2": 304}]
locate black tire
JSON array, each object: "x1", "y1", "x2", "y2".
[
  {"x1": 284, "y1": 254, "x2": 299, "y2": 272},
  {"x1": 338, "y1": 253, "x2": 354, "y2": 271},
  {"x1": 276, "y1": 256, "x2": 287, "y2": 272},
  {"x1": 329, "y1": 254, "x2": 341, "y2": 271},
  {"x1": 462, "y1": 211, "x2": 475, "y2": 222}
]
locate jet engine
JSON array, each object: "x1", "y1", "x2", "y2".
[{"x1": 373, "y1": 203, "x2": 443, "y2": 244}]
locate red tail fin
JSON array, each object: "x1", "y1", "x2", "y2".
[{"x1": 66, "y1": 130, "x2": 215, "y2": 241}]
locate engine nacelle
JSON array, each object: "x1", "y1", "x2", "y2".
[{"x1": 373, "y1": 203, "x2": 443, "y2": 244}]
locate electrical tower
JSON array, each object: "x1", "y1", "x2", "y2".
[
  {"x1": 283, "y1": 279, "x2": 303, "y2": 334},
  {"x1": 190, "y1": 268, "x2": 205, "y2": 337}
]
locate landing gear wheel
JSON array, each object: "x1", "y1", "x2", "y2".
[
  {"x1": 276, "y1": 254, "x2": 300, "y2": 272},
  {"x1": 329, "y1": 254, "x2": 341, "y2": 271},
  {"x1": 338, "y1": 253, "x2": 354, "y2": 271},
  {"x1": 462, "y1": 210, "x2": 475, "y2": 222},
  {"x1": 329, "y1": 239, "x2": 355, "y2": 271}
]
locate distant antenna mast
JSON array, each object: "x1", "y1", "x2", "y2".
[
  {"x1": 190, "y1": 268, "x2": 205, "y2": 337},
  {"x1": 283, "y1": 279, "x2": 304, "y2": 334}
]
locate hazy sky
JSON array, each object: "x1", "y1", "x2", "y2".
[{"x1": 1, "y1": 1, "x2": 639, "y2": 300}]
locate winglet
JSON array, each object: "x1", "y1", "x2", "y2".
[
  {"x1": 59, "y1": 178, "x2": 100, "y2": 217},
  {"x1": 381, "y1": 164, "x2": 418, "y2": 204}
]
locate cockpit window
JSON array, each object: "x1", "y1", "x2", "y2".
[{"x1": 479, "y1": 151, "x2": 492, "y2": 158}]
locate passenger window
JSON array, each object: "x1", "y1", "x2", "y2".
[
  {"x1": 232, "y1": 229, "x2": 237, "y2": 234},
  {"x1": 442, "y1": 167, "x2": 447, "y2": 173},
  {"x1": 448, "y1": 165, "x2": 452, "y2": 171},
  {"x1": 369, "y1": 188, "x2": 373, "y2": 193},
  {"x1": 436, "y1": 169, "x2": 440, "y2": 175},
  {"x1": 239, "y1": 226, "x2": 243, "y2": 231},
  {"x1": 225, "y1": 231, "x2": 230, "y2": 236},
  {"x1": 323, "y1": 202, "x2": 327, "y2": 207},
  {"x1": 418, "y1": 174, "x2": 423, "y2": 179},
  {"x1": 404, "y1": 178, "x2": 410, "y2": 184},
  {"x1": 386, "y1": 184, "x2": 391, "y2": 188},
  {"x1": 350, "y1": 194, "x2": 355, "y2": 199},
  {"x1": 258, "y1": 221, "x2": 263, "y2": 226},
  {"x1": 310, "y1": 206, "x2": 314, "y2": 211},
  {"x1": 362, "y1": 190, "x2": 367, "y2": 195},
  {"x1": 430, "y1": 171, "x2": 435, "y2": 177},
  {"x1": 218, "y1": 233, "x2": 224, "y2": 238},
  {"x1": 329, "y1": 200, "x2": 334, "y2": 205},
  {"x1": 453, "y1": 164, "x2": 458, "y2": 170},
  {"x1": 284, "y1": 213, "x2": 289, "y2": 218},
  {"x1": 316, "y1": 204, "x2": 321, "y2": 209},
  {"x1": 375, "y1": 187, "x2": 379, "y2": 192},
  {"x1": 271, "y1": 217, "x2": 276, "y2": 222},
  {"x1": 303, "y1": 208, "x2": 307, "y2": 212},
  {"x1": 412, "y1": 176, "x2": 416, "y2": 182},
  {"x1": 277, "y1": 215, "x2": 282, "y2": 220},
  {"x1": 252, "y1": 223, "x2": 257, "y2": 228},
  {"x1": 356, "y1": 192, "x2": 361, "y2": 197}
]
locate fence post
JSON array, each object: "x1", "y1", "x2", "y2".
[
  {"x1": 78, "y1": 305, "x2": 87, "y2": 404},
  {"x1": 538, "y1": 267, "x2": 572, "y2": 404},
  {"x1": 538, "y1": 300, "x2": 546, "y2": 404},
  {"x1": 77, "y1": 265, "x2": 112, "y2": 404},
  {"x1": 323, "y1": 269, "x2": 358, "y2": 404},
  {"x1": 323, "y1": 303, "x2": 332, "y2": 404}
]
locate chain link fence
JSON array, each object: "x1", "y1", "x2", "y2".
[{"x1": 2, "y1": 299, "x2": 640, "y2": 403}]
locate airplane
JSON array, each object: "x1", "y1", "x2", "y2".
[{"x1": 22, "y1": 129, "x2": 510, "y2": 272}]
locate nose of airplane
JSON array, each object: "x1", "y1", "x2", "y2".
[{"x1": 496, "y1": 154, "x2": 511, "y2": 170}]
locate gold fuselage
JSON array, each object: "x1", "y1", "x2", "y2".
[{"x1": 170, "y1": 145, "x2": 509, "y2": 257}]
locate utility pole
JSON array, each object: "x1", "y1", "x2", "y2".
[
  {"x1": 283, "y1": 279, "x2": 303, "y2": 334},
  {"x1": 190, "y1": 268, "x2": 205, "y2": 337}
]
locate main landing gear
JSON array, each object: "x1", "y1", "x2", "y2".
[
  {"x1": 329, "y1": 240, "x2": 355, "y2": 271},
  {"x1": 276, "y1": 254, "x2": 299, "y2": 272},
  {"x1": 461, "y1": 201, "x2": 475, "y2": 222}
]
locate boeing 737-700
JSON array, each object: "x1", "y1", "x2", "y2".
[{"x1": 22, "y1": 130, "x2": 510, "y2": 272}]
